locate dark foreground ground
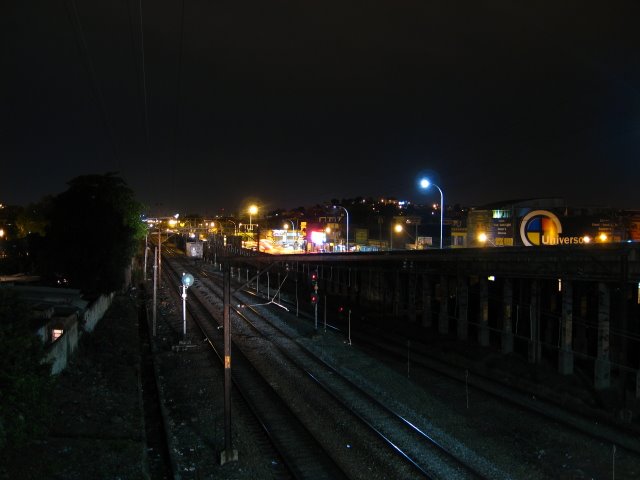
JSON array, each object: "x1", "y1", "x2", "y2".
[
  {"x1": 2, "y1": 285, "x2": 639, "y2": 479},
  {"x1": 2, "y1": 293, "x2": 147, "y2": 480}
]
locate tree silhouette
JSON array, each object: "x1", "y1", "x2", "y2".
[{"x1": 45, "y1": 173, "x2": 145, "y2": 295}]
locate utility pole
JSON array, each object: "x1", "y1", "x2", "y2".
[
  {"x1": 220, "y1": 261, "x2": 238, "y2": 464},
  {"x1": 157, "y1": 228, "x2": 162, "y2": 281}
]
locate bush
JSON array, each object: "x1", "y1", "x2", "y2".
[{"x1": 0, "y1": 289, "x2": 53, "y2": 457}]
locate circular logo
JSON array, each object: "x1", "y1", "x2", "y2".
[{"x1": 519, "y1": 210, "x2": 562, "y2": 246}]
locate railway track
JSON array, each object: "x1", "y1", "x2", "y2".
[
  {"x1": 159, "y1": 250, "x2": 349, "y2": 479},
  {"x1": 148, "y1": 248, "x2": 640, "y2": 478},
  {"x1": 161, "y1": 251, "x2": 500, "y2": 479}
]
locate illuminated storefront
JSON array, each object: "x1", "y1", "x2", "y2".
[{"x1": 467, "y1": 200, "x2": 632, "y2": 247}]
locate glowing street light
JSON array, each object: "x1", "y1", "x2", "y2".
[
  {"x1": 332, "y1": 205, "x2": 350, "y2": 252},
  {"x1": 478, "y1": 232, "x2": 496, "y2": 246},
  {"x1": 180, "y1": 272, "x2": 194, "y2": 339},
  {"x1": 248, "y1": 205, "x2": 258, "y2": 231},
  {"x1": 419, "y1": 177, "x2": 444, "y2": 249}
]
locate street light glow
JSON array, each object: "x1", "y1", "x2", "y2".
[
  {"x1": 248, "y1": 205, "x2": 258, "y2": 231},
  {"x1": 418, "y1": 176, "x2": 444, "y2": 249},
  {"x1": 332, "y1": 205, "x2": 350, "y2": 252}
]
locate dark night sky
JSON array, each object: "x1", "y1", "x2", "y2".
[{"x1": 3, "y1": 1, "x2": 639, "y2": 215}]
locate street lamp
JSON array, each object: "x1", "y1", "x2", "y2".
[
  {"x1": 332, "y1": 205, "x2": 350, "y2": 252},
  {"x1": 419, "y1": 177, "x2": 444, "y2": 249},
  {"x1": 478, "y1": 232, "x2": 496, "y2": 246},
  {"x1": 395, "y1": 223, "x2": 419, "y2": 250},
  {"x1": 389, "y1": 223, "x2": 402, "y2": 250},
  {"x1": 248, "y1": 205, "x2": 258, "y2": 231},
  {"x1": 181, "y1": 272, "x2": 194, "y2": 339}
]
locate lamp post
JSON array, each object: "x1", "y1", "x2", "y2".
[
  {"x1": 395, "y1": 223, "x2": 418, "y2": 250},
  {"x1": 181, "y1": 273, "x2": 194, "y2": 339},
  {"x1": 478, "y1": 232, "x2": 496, "y2": 247},
  {"x1": 283, "y1": 221, "x2": 295, "y2": 248},
  {"x1": 248, "y1": 205, "x2": 258, "y2": 231},
  {"x1": 419, "y1": 178, "x2": 444, "y2": 249},
  {"x1": 333, "y1": 205, "x2": 350, "y2": 252},
  {"x1": 392, "y1": 223, "x2": 404, "y2": 250}
]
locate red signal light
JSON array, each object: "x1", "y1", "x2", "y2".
[
  {"x1": 310, "y1": 293, "x2": 319, "y2": 305},
  {"x1": 310, "y1": 270, "x2": 318, "y2": 282}
]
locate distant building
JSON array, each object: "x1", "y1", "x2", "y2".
[{"x1": 464, "y1": 198, "x2": 638, "y2": 248}]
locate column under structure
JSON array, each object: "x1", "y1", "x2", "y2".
[
  {"x1": 438, "y1": 275, "x2": 449, "y2": 334},
  {"x1": 393, "y1": 270, "x2": 401, "y2": 317},
  {"x1": 421, "y1": 275, "x2": 433, "y2": 328},
  {"x1": 558, "y1": 279, "x2": 574, "y2": 375},
  {"x1": 408, "y1": 273, "x2": 417, "y2": 323},
  {"x1": 528, "y1": 280, "x2": 541, "y2": 364},
  {"x1": 478, "y1": 277, "x2": 490, "y2": 347},
  {"x1": 457, "y1": 276, "x2": 469, "y2": 341},
  {"x1": 501, "y1": 278, "x2": 514, "y2": 354},
  {"x1": 594, "y1": 282, "x2": 611, "y2": 390}
]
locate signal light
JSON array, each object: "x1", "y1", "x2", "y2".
[
  {"x1": 310, "y1": 293, "x2": 319, "y2": 305},
  {"x1": 310, "y1": 270, "x2": 318, "y2": 282}
]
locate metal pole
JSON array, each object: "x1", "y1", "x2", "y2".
[
  {"x1": 144, "y1": 234, "x2": 148, "y2": 281},
  {"x1": 158, "y1": 228, "x2": 162, "y2": 281},
  {"x1": 153, "y1": 246, "x2": 157, "y2": 336},
  {"x1": 221, "y1": 261, "x2": 237, "y2": 463},
  {"x1": 181, "y1": 284, "x2": 187, "y2": 338},
  {"x1": 346, "y1": 208, "x2": 349, "y2": 252},
  {"x1": 324, "y1": 295, "x2": 327, "y2": 331},
  {"x1": 434, "y1": 184, "x2": 444, "y2": 249}
]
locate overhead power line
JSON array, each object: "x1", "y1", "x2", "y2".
[{"x1": 66, "y1": 0, "x2": 120, "y2": 170}]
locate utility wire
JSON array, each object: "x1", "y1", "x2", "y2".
[
  {"x1": 126, "y1": 0, "x2": 151, "y2": 153},
  {"x1": 66, "y1": 0, "x2": 120, "y2": 170},
  {"x1": 138, "y1": 0, "x2": 151, "y2": 152},
  {"x1": 173, "y1": 0, "x2": 186, "y2": 187}
]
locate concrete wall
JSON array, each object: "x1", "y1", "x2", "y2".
[
  {"x1": 46, "y1": 319, "x2": 79, "y2": 375},
  {"x1": 45, "y1": 293, "x2": 115, "y2": 374},
  {"x1": 83, "y1": 292, "x2": 115, "y2": 332}
]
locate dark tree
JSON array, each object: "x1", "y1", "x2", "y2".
[{"x1": 45, "y1": 173, "x2": 145, "y2": 295}]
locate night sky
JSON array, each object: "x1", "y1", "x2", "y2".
[{"x1": 4, "y1": 1, "x2": 639, "y2": 215}]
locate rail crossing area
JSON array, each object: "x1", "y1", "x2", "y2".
[{"x1": 210, "y1": 242, "x2": 640, "y2": 406}]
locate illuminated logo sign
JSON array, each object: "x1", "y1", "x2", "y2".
[{"x1": 519, "y1": 210, "x2": 585, "y2": 246}]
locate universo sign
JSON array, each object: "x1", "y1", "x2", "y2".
[{"x1": 519, "y1": 210, "x2": 587, "y2": 246}]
